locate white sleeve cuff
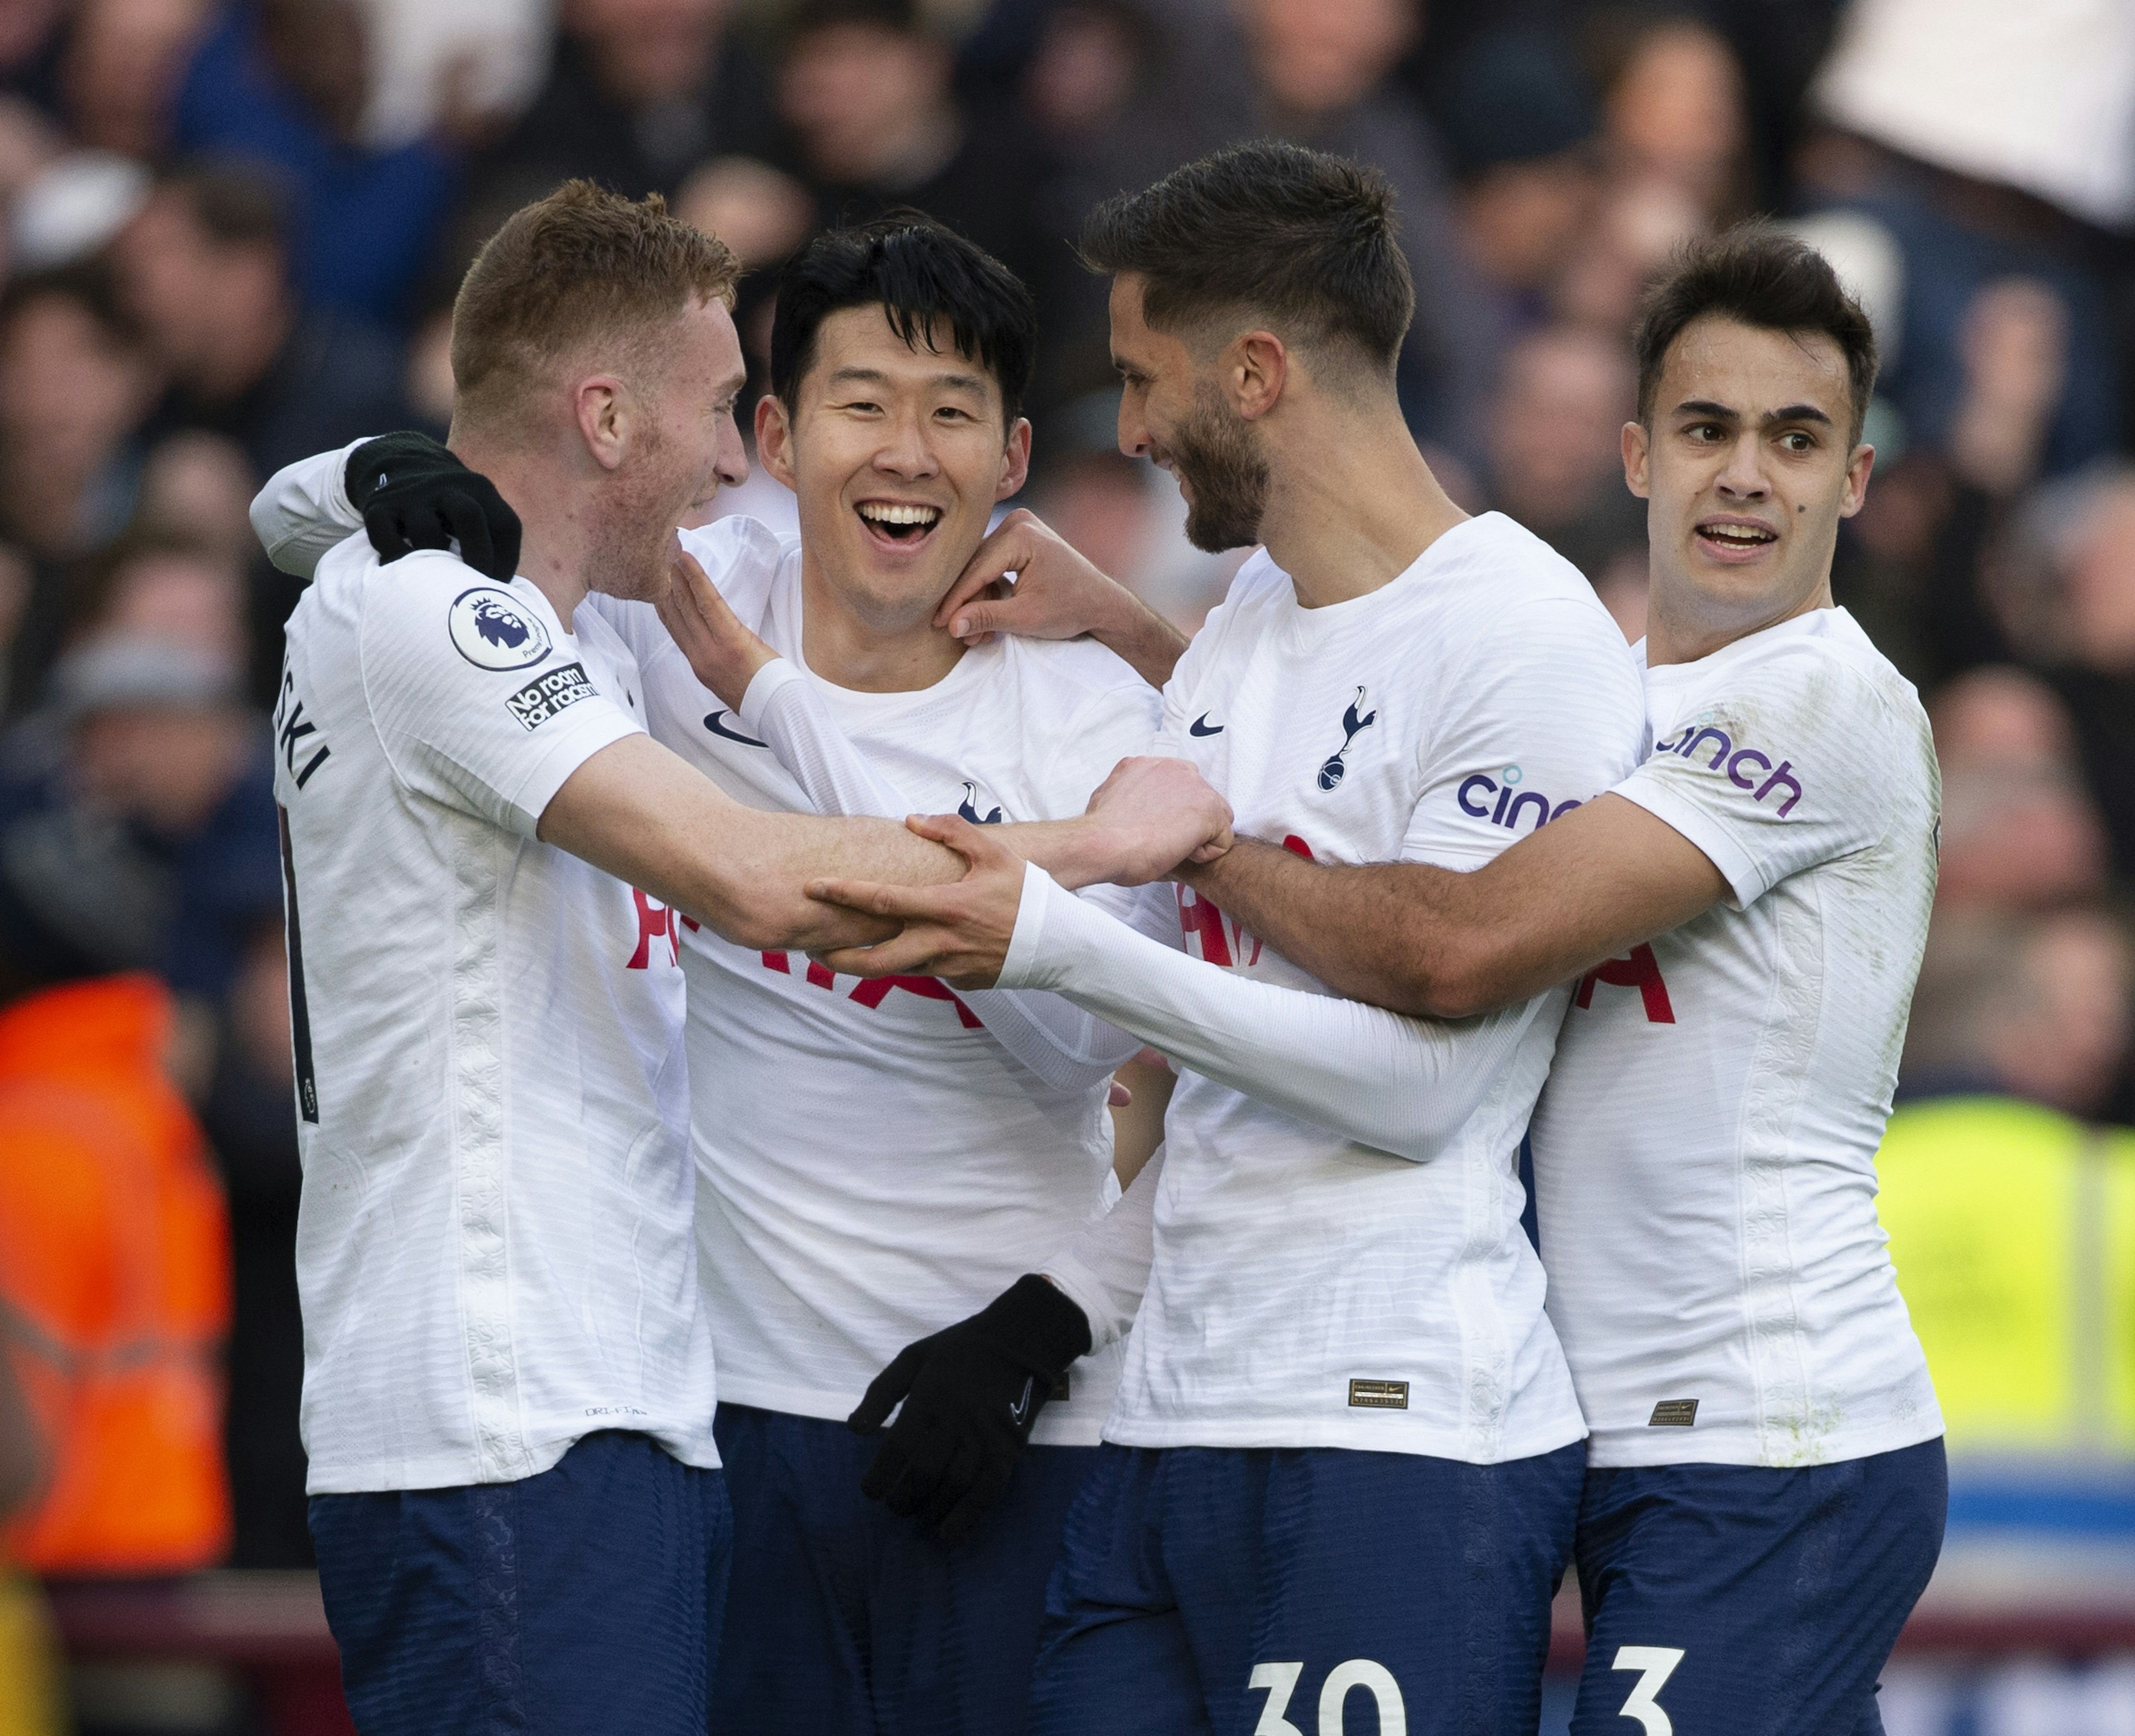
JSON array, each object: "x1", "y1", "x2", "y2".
[
  {"x1": 1615, "y1": 780, "x2": 1763, "y2": 909},
  {"x1": 737, "y1": 657, "x2": 806, "y2": 736},
  {"x1": 998, "y1": 861, "x2": 1068, "y2": 989}
]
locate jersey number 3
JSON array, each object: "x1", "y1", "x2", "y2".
[{"x1": 1611, "y1": 1646, "x2": 1685, "y2": 1735}]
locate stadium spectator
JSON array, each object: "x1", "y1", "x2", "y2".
[
  {"x1": 777, "y1": 0, "x2": 1053, "y2": 330},
  {"x1": 0, "y1": 928, "x2": 233, "y2": 1580},
  {"x1": 1432, "y1": 27, "x2": 1599, "y2": 339},
  {"x1": 1236, "y1": 0, "x2": 1494, "y2": 459},
  {"x1": 1482, "y1": 323, "x2": 1645, "y2": 601},
  {"x1": 55, "y1": 0, "x2": 211, "y2": 160},
  {"x1": 466, "y1": 0, "x2": 778, "y2": 226},
  {"x1": 113, "y1": 164, "x2": 410, "y2": 482},
  {"x1": 0, "y1": 264, "x2": 155, "y2": 562},
  {"x1": 0, "y1": 264, "x2": 157, "y2": 716},
  {"x1": 1804, "y1": 0, "x2": 2127, "y2": 477},
  {"x1": 167, "y1": 0, "x2": 460, "y2": 324},
  {"x1": 1881, "y1": 906, "x2": 2135, "y2": 1466},
  {"x1": 1928, "y1": 667, "x2": 2111, "y2": 912}
]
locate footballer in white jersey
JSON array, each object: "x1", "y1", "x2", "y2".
[{"x1": 806, "y1": 144, "x2": 1650, "y2": 1736}]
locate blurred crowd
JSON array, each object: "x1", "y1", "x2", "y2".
[{"x1": 0, "y1": 0, "x2": 2132, "y2": 1698}]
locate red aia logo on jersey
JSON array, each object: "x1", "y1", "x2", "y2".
[
  {"x1": 627, "y1": 889, "x2": 692, "y2": 969},
  {"x1": 1573, "y1": 943, "x2": 1675, "y2": 1024},
  {"x1": 759, "y1": 951, "x2": 983, "y2": 1028},
  {"x1": 1178, "y1": 834, "x2": 1314, "y2": 968}
]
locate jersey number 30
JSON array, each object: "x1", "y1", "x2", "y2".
[{"x1": 1249, "y1": 1660, "x2": 1404, "y2": 1735}]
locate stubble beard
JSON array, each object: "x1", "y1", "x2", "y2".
[{"x1": 1170, "y1": 381, "x2": 1271, "y2": 554}]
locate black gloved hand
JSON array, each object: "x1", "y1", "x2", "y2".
[
  {"x1": 847, "y1": 1274, "x2": 1093, "y2": 1546},
  {"x1": 345, "y1": 432, "x2": 522, "y2": 582}
]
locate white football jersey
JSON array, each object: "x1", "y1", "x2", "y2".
[
  {"x1": 592, "y1": 519, "x2": 1159, "y2": 1444},
  {"x1": 275, "y1": 536, "x2": 714, "y2": 1494},
  {"x1": 1114, "y1": 512, "x2": 1645, "y2": 1462},
  {"x1": 1529, "y1": 606, "x2": 1944, "y2": 1467}
]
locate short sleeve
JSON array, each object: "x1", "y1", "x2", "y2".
[
  {"x1": 359, "y1": 552, "x2": 642, "y2": 837},
  {"x1": 1613, "y1": 647, "x2": 1891, "y2": 908},
  {"x1": 1041, "y1": 680, "x2": 1162, "y2": 812},
  {"x1": 1402, "y1": 597, "x2": 1646, "y2": 869}
]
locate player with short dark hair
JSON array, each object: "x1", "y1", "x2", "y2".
[
  {"x1": 809, "y1": 140, "x2": 1649, "y2": 1736},
  {"x1": 831, "y1": 219, "x2": 1946, "y2": 1734}
]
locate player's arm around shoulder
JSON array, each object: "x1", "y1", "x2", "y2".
[
  {"x1": 1177, "y1": 593, "x2": 1696, "y2": 1019},
  {"x1": 1613, "y1": 638, "x2": 1913, "y2": 911}
]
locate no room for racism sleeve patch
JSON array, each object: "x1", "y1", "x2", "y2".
[{"x1": 508, "y1": 661, "x2": 598, "y2": 731}]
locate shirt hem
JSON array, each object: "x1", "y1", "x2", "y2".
[
  {"x1": 303, "y1": 1423, "x2": 722, "y2": 1494},
  {"x1": 1100, "y1": 1412, "x2": 1588, "y2": 1464},
  {"x1": 714, "y1": 1377, "x2": 1115, "y2": 1448},
  {"x1": 1582, "y1": 1411, "x2": 1946, "y2": 1469}
]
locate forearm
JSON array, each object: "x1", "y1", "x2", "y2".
[
  {"x1": 1087, "y1": 584, "x2": 1189, "y2": 690},
  {"x1": 1181, "y1": 838, "x2": 1464, "y2": 1015},
  {"x1": 1001, "y1": 866, "x2": 1540, "y2": 1162},
  {"x1": 540, "y1": 737, "x2": 962, "y2": 950}
]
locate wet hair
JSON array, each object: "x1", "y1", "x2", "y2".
[
  {"x1": 1076, "y1": 140, "x2": 1414, "y2": 376},
  {"x1": 451, "y1": 180, "x2": 741, "y2": 425},
  {"x1": 1635, "y1": 224, "x2": 1878, "y2": 441},
  {"x1": 769, "y1": 215, "x2": 1039, "y2": 425}
]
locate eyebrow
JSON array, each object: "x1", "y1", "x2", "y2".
[
  {"x1": 1674, "y1": 398, "x2": 1835, "y2": 429},
  {"x1": 825, "y1": 364, "x2": 991, "y2": 397}
]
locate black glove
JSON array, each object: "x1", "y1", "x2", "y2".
[
  {"x1": 847, "y1": 1274, "x2": 1093, "y2": 1545},
  {"x1": 345, "y1": 432, "x2": 522, "y2": 582}
]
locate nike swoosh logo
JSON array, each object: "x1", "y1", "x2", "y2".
[
  {"x1": 703, "y1": 711, "x2": 768, "y2": 748},
  {"x1": 1009, "y1": 1375, "x2": 1035, "y2": 1425},
  {"x1": 1189, "y1": 713, "x2": 1224, "y2": 736}
]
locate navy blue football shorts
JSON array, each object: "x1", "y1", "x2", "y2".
[
  {"x1": 710, "y1": 1402, "x2": 1099, "y2": 1736},
  {"x1": 1030, "y1": 1439, "x2": 1586, "y2": 1736},
  {"x1": 1570, "y1": 1436, "x2": 1948, "y2": 1736},
  {"x1": 309, "y1": 1430, "x2": 731, "y2": 1736}
]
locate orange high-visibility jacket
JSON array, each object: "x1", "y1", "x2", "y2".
[{"x1": 0, "y1": 974, "x2": 231, "y2": 1574}]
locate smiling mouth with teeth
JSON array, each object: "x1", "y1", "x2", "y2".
[
  {"x1": 857, "y1": 501, "x2": 943, "y2": 542},
  {"x1": 1697, "y1": 522, "x2": 1777, "y2": 548}
]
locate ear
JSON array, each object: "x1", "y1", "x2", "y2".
[
  {"x1": 1839, "y1": 442, "x2": 1875, "y2": 518},
  {"x1": 1230, "y1": 330, "x2": 1288, "y2": 421},
  {"x1": 757, "y1": 393, "x2": 800, "y2": 492},
  {"x1": 1621, "y1": 420, "x2": 1651, "y2": 499},
  {"x1": 995, "y1": 417, "x2": 1032, "y2": 502},
  {"x1": 572, "y1": 376, "x2": 629, "y2": 472}
]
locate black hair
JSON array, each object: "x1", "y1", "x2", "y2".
[
  {"x1": 1635, "y1": 224, "x2": 1878, "y2": 440},
  {"x1": 769, "y1": 215, "x2": 1039, "y2": 424},
  {"x1": 1077, "y1": 140, "x2": 1414, "y2": 374}
]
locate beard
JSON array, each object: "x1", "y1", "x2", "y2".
[{"x1": 1167, "y1": 382, "x2": 1271, "y2": 553}]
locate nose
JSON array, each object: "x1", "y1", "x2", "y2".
[
  {"x1": 874, "y1": 404, "x2": 941, "y2": 479},
  {"x1": 716, "y1": 411, "x2": 749, "y2": 490},
  {"x1": 1116, "y1": 390, "x2": 1151, "y2": 461},
  {"x1": 1714, "y1": 430, "x2": 1770, "y2": 501}
]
